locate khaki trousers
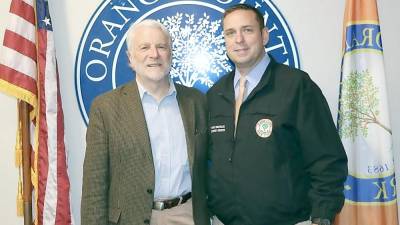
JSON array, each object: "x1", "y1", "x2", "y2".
[
  {"x1": 150, "y1": 199, "x2": 194, "y2": 225},
  {"x1": 212, "y1": 216, "x2": 311, "y2": 225}
]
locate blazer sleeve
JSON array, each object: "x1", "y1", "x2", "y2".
[
  {"x1": 81, "y1": 98, "x2": 110, "y2": 225},
  {"x1": 296, "y1": 74, "x2": 348, "y2": 221}
]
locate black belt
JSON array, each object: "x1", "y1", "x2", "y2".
[{"x1": 153, "y1": 192, "x2": 192, "y2": 210}]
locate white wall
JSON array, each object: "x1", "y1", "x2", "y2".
[{"x1": 0, "y1": 1, "x2": 399, "y2": 224}]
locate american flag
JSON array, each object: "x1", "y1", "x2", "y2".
[{"x1": 0, "y1": 0, "x2": 72, "y2": 224}]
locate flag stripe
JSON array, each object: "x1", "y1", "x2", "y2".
[
  {"x1": 1, "y1": 46, "x2": 37, "y2": 79},
  {"x1": 10, "y1": 0, "x2": 35, "y2": 25},
  {"x1": 22, "y1": 0, "x2": 34, "y2": 5},
  {"x1": 344, "y1": 0, "x2": 379, "y2": 25},
  {"x1": 55, "y1": 52, "x2": 71, "y2": 225},
  {"x1": 7, "y1": 13, "x2": 36, "y2": 43},
  {"x1": 37, "y1": 28, "x2": 49, "y2": 225},
  {"x1": 43, "y1": 30, "x2": 58, "y2": 225},
  {"x1": 335, "y1": 203, "x2": 399, "y2": 225},
  {"x1": 0, "y1": 64, "x2": 37, "y2": 95},
  {"x1": 3, "y1": 30, "x2": 37, "y2": 62}
]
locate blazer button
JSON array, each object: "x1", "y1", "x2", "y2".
[
  {"x1": 147, "y1": 189, "x2": 153, "y2": 194},
  {"x1": 144, "y1": 218, "x2": 150, "y2": 224}
]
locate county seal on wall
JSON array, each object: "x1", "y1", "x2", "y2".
[{"x1": 75, "y1": 0, "x2": 300, "y2": 124}]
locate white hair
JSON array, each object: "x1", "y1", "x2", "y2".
[{"x1": 125, "y1": 19, "x2": 172, "y2": 53}]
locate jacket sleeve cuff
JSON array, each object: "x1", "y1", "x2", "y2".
[{"x1": 311, "y1": 207, "x2": 336, "y2": 222}]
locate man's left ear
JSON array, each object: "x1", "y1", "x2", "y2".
[{"x1": 262, "y1": 28, "x2": 269, "y2": 45}]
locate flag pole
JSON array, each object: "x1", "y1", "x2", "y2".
[{"x1": 19, "y1": 100, "x2": 32, "y2": 225}]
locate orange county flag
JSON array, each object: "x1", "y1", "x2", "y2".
[
  {"x1": 335, "y1": 0, "x2": 399, "y2": 224},
  {"x1": 0, "y1": 0, "x2": 72, "y2": 224}
]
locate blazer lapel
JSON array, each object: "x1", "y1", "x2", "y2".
[
  {"x1": 176, "y1": 85, "x2": 195, "y2": 172},
  {"x1": 120, "y1": 81, "x2": 153, "y2": 162}
]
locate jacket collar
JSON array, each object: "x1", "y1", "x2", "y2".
[
  {"x1": 175, "y1": 84, "x2": 195, "y2": 172},
  {"x1": 216, "y1": 55, "x2": 277, "y2": 103},
  {"x1": 121, "y1": 81, "x2": 153, "y2": 162}
]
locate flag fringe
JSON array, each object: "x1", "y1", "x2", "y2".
[
  {"x1": 16, "y1": 171, "x2": 23, "y2": 217},
  {"x1": 15, "y1": 121, "x2": 22, "y2": 167}
]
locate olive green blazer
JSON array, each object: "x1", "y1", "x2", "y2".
[{"x1": 81, "y1": 81, "x2": 210, "y2": 225}]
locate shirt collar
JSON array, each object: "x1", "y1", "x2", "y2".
[
  {"x1": 233, "y1": 54, "x2": 270, "y2": 88},
  {"x1": 136, "y1": 79, "x2": 176, "y2": 101}
]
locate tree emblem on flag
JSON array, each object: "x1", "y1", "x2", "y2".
[
  {"x1": 160, "y1": 13, "x2": 231, "y2": 88},
  {"x1": 338, "y1": 69, "x2": 392, "y2": 140}
]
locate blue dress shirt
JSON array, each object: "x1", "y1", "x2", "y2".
[
  {"x1": 137, "y1": 80, "x2": 191, "y2": 200},
  {"x1": 233, "y1": 54, "x2": 270, "y2": 100}
]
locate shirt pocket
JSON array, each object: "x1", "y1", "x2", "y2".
[{"x1": 108, "y1": 207, "x2": 121, "y2": 224}]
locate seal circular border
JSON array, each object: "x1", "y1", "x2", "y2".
[{"x1": 75, "y1": 0, "x2": 300, "y2": 124}]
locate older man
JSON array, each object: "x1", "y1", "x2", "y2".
[{"x1": 81, "y1": 20, "x2": 210, "y2": 225}]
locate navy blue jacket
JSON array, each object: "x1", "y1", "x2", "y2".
[{"x1": 207, "y1": 58, "x2": 348, "y2": 225}]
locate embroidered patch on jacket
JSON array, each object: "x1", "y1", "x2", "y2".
[
  {"x1": 210, "y1": 125, "x2": 226, "y2": 133},
  {"x1": 255, "y1": 119, "x2": 273, "y2": 138}
]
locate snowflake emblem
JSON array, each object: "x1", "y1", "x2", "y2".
[{"x1": 160, "y1": 12, "x2": 232, "y2": 88}]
